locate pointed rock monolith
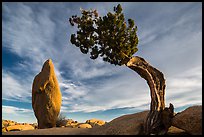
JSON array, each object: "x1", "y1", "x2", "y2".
[{"x1": 32, "y1": 59, "x2": 62, "y2": 129}]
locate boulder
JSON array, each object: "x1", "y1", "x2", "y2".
[
  {"x1": 6, "y1": 125, "x2": 34, "y2": 131},
  {"x1": 172, "y1": 105, "x2": 202, "y2": 135},
  {"x1": 65, "y1": 119, "x2": 78, "y2": 127},
  {"x1": 90, "y1": 110, "x2": 149, "y2": 135},
  {"x1": 70, "y1": 124, "x2": 79, "y2": 128},
  {"x1": 77, "y1": 123, "x2": 92, "y2": 128},
  {"x1": 32, "y1": 59, "x2": 62, "y2": 129},
  {"x1": 67, "y1": 121, "x2": 79, "y2": 128},
  {"x1": 86, "y1": 118, "x2": 106, "y2": 127}
]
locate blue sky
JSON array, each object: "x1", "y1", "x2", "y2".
[{"x1": 2, "y1": 2, "x2": 202, "y2": 123}]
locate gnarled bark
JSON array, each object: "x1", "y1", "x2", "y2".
[{"x1": 126, "y1": 56, "x2": 174, "y2": 135}]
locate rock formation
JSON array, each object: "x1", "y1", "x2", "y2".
[
  {"x1": 77, "y1": 123, "x2": 92, "y2": 128},
  {"x1": 32, "y1": 59, "x2": 62, "y2": 129},
  {"x1": 2, "y1": 120, "x2": 16, "y2": 127},
  {"x1": 2, "y1": 120, "x2": 36, "y2": 132},
  {"x1": 172, "y1": 105, "x2": 202, "y2": 135},
  {"x1": 6, "y1": 125, "x2": 35, "y2": 131},
  {"x1": 91, "y1": 110, "x2": 149, "y2": 135},
  {"x1": 86, "y1": 118, "x2": 106, "y2": 127}
]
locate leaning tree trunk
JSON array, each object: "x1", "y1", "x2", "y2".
[{"x1": 126, "y1": 56, "x2": 174, "y2": 135}]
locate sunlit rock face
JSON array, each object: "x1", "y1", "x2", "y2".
[
  {"x1": 32, "y1": 59, "x2": 62, "y2": 129},
  {"x1": 86, "y1": 118, "x2": 106, "y2": 127}
]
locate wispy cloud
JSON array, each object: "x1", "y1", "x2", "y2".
[
  {"x1": 59, "y1": 71, "x2": 151, "y2": 113},
  {"x1": 2, "y1": 3, "x2": 57, "y2": 71},
  {"x1": 2, "y1": 105, "x2": 33, "y2": 114},
  {"x1": 165, "y1": 66, "x2": 202, "y2": 108},
  {"x1": 2, "y1": 69, "x2": 31, "y2": 102}
]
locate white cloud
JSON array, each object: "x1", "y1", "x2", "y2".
[
  {"x1": 2, "y1": 105, "x2": 33, "y2": 114},
  {"x1": 60, "y1": 80, "x2": 89, "y2": 102},
  {"x1": 165, "y1": 66, "x2": 202, "y2": 108},
  {"x1": 2, "y1": 2, "x2": 123, "y2": 81},
  {"x1": 59, "y1": 63, "x2": 202, "y2": 113},
  {"x1": 69, "y1": 57, "x2": 123, "y2": 80},
  {"x1": 2, "y1": 2, "x2": 57, "y2": 68},
  {"x1": 2, "y1": 69, "x2": 31, "y2": 102},
  {"x1": 59, "y1": 71, "x2": 151, "y2": 113}
]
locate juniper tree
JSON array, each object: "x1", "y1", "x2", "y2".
[{"x1": 69, "y1": 4, "x2": 174, "y2": 135}]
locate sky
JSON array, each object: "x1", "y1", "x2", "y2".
[{"x1": 2, "y1": 2, "x2": 202, "y2": 123}]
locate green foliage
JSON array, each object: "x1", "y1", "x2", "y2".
[{"x1": 69, "y1": 4, "x2": 139, "y2": 66}]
